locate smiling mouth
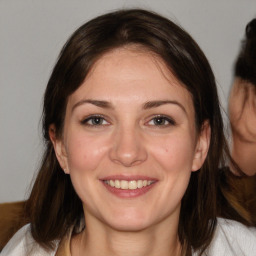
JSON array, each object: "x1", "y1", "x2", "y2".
[{"x1": 103, "y1": 180, "x2": 155, "y2": 190}]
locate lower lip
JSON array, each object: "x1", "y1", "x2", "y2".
[{"x1": 102, "y1": 181, "x2": 156, "y2": 198}]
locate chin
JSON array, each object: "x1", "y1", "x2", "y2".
[
  {"x1": 108, "y1": 219, "x2": 149, "y2": 232},
  {"x1": 104, "y1": 209, "x2": 151, "y2": 232}
]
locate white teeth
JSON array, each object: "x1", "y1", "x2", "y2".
[
  {"x1": 105, "y1": 180, "x2": 154, "y2": 190},
  {"x1": 129, "y1": 180, "x2": 137, "y2": 189},
  {"x1": 137, "y1": 180, "x2": 143, "y2": 188},
  {"x1": 120, "y1": 180, "x2": 128, "y2": 189},
  {"x1": 114, "y1": 180, "x2": 120, "y2": 188}
]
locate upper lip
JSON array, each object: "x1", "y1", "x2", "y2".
[{"x1": 100, "y1": 175, "x2": 157, "y2": 181}]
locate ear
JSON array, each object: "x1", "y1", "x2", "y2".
[
  {"x1": 192, "y1": 120, "x2": 211, "y2": 172},
  {"x1": 49, "y1": 124, "x2": 70, "y2": 174}
]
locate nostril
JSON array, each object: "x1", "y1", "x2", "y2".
[{"x1": 109, "y1": 145, "x2": 148, "y2": 167}]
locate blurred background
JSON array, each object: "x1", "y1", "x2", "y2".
[{"x1": 1, "y1": 0, "x2": 255, "y2": 202}]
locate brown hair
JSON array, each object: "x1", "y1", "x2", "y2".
[
  {"x1": 24, "y1": 9, "x2": 233, "y2": 255},
  {"x1": 217, "y1": 168, "x2": 256, "y2": 226}
]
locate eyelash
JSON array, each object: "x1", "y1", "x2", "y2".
[
  {"x1": 80, "y1": 115, "x2": 176, "y2": 127},
  {"x1": 146, "y1": 115, "x2": 176, "y2": 127},
  {"x1": 80, "y1": 115, "x2": 109, "y2": 126}
]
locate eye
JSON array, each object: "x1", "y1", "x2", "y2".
[
  {"x1": 81, "y1": 115, "x2": 109, "y2": 126},
  {"x1": 147, "y1": 115, "x2": 176, "y2": 127}
]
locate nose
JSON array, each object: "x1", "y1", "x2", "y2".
[{"x1": 109, "y1": 125, "x2": 148, "y2": 167}]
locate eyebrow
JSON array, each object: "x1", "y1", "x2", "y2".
[
  {"x1": 72, "y1": 99, "x2": 113, "y2": 112},
  {"x1": 72, "y1": 99, "x2": 187, "y2": 114},
  {"x1": 143, "y1": 100, "x2": 187, "y2": 114}
]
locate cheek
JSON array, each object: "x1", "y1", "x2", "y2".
[
  {"x1": 65, "y1": 133, "x2": 110, "y2": 206},
  {"x1": 66, "y1": 133, "x2": 109, "y2": 172},
  {"x1": 149, "y1": 134, "x2": 195, "y2": 171}
]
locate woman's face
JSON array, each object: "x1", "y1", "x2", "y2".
[{"x1": 52, "y1": 47, "x2": 210, "y2": 232}]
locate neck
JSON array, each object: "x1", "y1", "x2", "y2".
[{"x1": 72, "y1": 213, "x2": 182, "y2": 256}]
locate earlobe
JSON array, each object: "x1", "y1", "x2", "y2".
[
  {"x1": 192, "y1": 121, "x2": 211, "y2": 172},
  {"x1": 49, "y1": 124, "x2": 69, "y2": 174}
]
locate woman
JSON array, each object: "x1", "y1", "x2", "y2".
[
  {"x1": 229, "y1": 18, "x2": 256, "y2": 176},
  {"x1": 2, "y1": 9, "x2": 256, "y2": 256}
]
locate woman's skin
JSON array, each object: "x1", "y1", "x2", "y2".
[
  {"x1": 50, "y1": 46, "x2": 210, "y2": 256},
  {"x1": 229, "y1": 78, "x2": 256, "y2": 176}
]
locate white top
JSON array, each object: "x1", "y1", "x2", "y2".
[
  {"x1": 1, "y1": 225, "x2": 58, "y2": 256},
  {"x1": 1, "y1": 218, "x2": 256, "y2": 256}
]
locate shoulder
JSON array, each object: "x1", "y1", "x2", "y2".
[
  {"x1": 206, "y1": 218, "x2": 256, "y2": 256},
  {"x1": 1, "y1": 224, "x2": 58, "y2": 256}
]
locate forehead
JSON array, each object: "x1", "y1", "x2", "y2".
[{"x1": 68, "y1": 47, "x2": 194, "y2": 114}]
